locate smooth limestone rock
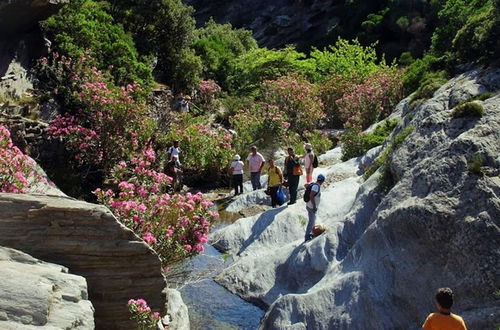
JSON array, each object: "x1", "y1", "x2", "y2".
[
  {"x1": 0, "y1": 246, "x2": 94, "y2": 329},
  {"x1": 0, "y1": 193, "x2": 167, "y2": 330},
  {"x1": 212, "y1": 68, "x2": 500, "y2": 329}
]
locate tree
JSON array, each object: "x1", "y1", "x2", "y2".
[
  {"x1": 42, "y1": 0, "x2": 153, "y2": 87},
  {"x1": 107, "y1": 0, "x2": 202, "y2": 92},
  {"x1": 193, "y1": 19, "x2": 257, "y2": 90}
]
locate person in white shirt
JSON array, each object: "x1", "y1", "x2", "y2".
[
  {"x1": 305, "y1": 174, "x2": 325, "y2": 242},
  {"x1": 230, "y1": 154, "x2": 244, "y2": 195},
  {"x1": 246, "y1": 146, "x2": 265, "y2": 190},
  {"x1": 167, "y1": 140, "x2": 180, "y2": 162}
]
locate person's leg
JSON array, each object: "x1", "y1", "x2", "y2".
[
  {"x1": 235, "y1": 174, "x2": 243, "y2": 194},
  {"x1": 305, "y1": 207, "x2": 316, "y2": 241},
  {"x1": 270, "y1": 185, "x2": 278, "y2": 207},
  {"x1": 232, "y1": 175, "x2": 239, "y2": 195},
  {"x1": 236, "y1": 174, "x2": 243, "y2": 194},
  {"x1": 250, "y1": 172, "x2": 258, "y2": 190},
  {"x1": 306, "y1": 169, "x2": 313, "y2": 183},
  {"x1": 256, "y1": 172, "x2": 262, "y2": 189},
  {"x1": 289, "y1": 175, "x2": 299, "y2": 203}
]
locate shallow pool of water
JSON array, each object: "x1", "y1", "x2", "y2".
[{"x1": 179, "y1": 244, "x2": 264, "y2": 329}]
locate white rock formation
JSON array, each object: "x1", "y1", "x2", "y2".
[
  {"x1": 211, "y1": 68, "x2": 500, "y2": 329},
  {"x1": 0, "y1": 246, "x2": 94, "y2": 329}
]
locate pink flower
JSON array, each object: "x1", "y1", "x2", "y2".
[{"x1": 142, "y1": 232, "x2": 157, "y2": 244}]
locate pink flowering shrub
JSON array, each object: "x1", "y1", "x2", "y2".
[
  {"x1": 95, "y1": 147, "x2": 218, "y2": 264},
  {"x1": 261, "y1": 73, "x2": 325, "y2": 133},
  {"x1": 127, "y1": 298, "x2": 162, "y2": 330},
  {"x1": 165, "y1": 117, "x2": 234, "y2": 185},
  {"x1": 44, "y1": 55, "x2": 154, "y2": 174},
  {"x1": 0, "y1": 126, "x2": 44, "y2": 193},
  {"x1": 194, "y1": 79, "x2": 222, "y2": 113},
  {"x1": 321, "y1": 68, "x2": 403, "y2": 130},
  {"x1": 229, "y1": 102, "x2": 289, "y2": 155}
]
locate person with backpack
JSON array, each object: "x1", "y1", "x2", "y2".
[
  {"x1": 302, "y1": 143, "x2": 318, "y2": 183},
  {"x1": 284, "y1": 147, "x2": 302, "y2": 205},
  {"x1": 266, "y1": 158, "x2": 283, "y2": 207},
  {"x1": 167, "y1": 140, "x2": 181, "y2": 162},
  {"x1": 304, "y1": 173, "x2": 325, "y2": 242}
]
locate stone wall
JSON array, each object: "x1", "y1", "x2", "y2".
[{"x1": 0, "y1": 193, "x2": 167, "y2": 329}]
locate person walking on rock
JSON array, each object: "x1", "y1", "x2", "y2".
[
  {"x1": 303, "y1": 143, "x2": 315, "y2": 183},
  {"x1": 230, "y1": 154, "x2": 244, "y2": 196},
  {"x1": 422, "y1": 287, "x2": 467, "y2": 330},
  {"x1": 267, "y1": 159, "x2": 283, "y2": 207},
  {"x1": 304, "y1": 174, "x2": 325, "y2": 242},
  {"x1": 284, "y1": 147, "x2": 301, "y2": 205},
  {"x1": 246, "y1": 146, "x2": 265, "y2": 190}
]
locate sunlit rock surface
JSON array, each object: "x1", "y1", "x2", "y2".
[
  {"x1": 212, "y1": 68, "x2": 500, "y2": 329},
  {"x1": 0, "y1": 193, "x2": 167, "y2": 329},
  {"x1": 0, "y1": 246, "x2": 94, "y2": 329}
]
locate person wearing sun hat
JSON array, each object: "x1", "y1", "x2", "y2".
[
  {"x1": 304, "y1": 173, "x2": 325, "y2": 242},
  {"x1": 229, "y1": 154, "x2": 244, "y2": 196}
]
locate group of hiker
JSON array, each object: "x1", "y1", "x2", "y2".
[
  {"x1": 168, "y1": 140, "x2": 469, "y2": 329},
  {"x1": 229, "y1": 144, "x2": 324, "y2": 242}
]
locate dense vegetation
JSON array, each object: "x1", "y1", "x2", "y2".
[{"x1": 0, "y1": 0, "x2": 495, "y2": 324}]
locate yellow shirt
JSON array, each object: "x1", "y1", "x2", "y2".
[
  {"x1": 267, "y1": 166, "x2": 282, "y2": 187},
  {"x1": 422, "y1": 312, "x2": 467, "y2": 330}
]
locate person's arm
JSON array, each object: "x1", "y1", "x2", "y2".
[
  {"x1": 308, "y1": 154, "x2": 314, "y2": 170},
  {"x1": 259, "y1": 158, "x2": 265, "y2": 172},
  {"x1": 277, "y1": 167, "x2": 283, "y2": 183},
  {"x1": 421, "y1": 314, "x2": 432, "y2": 330},
  {"x1": 310, "y1": 184, "x2": 319, "y2": 211}
]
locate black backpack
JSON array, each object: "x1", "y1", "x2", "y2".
[
  {"x1": 303, "y1": 183, "x2": 319, "y2": 202},
  {"x1": 312, "y1": 154, "x2": 319, "y2": 168}
]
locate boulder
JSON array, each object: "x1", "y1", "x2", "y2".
[
  {"x1": 0, "y1": 246, "x2": 94, "y2": 329},
  {"x1": 212, "y1": 68, "x2": 500, "y2": 329},
  {"x1": 0, "y1": 193, "x2": 166, "y2": 330}
]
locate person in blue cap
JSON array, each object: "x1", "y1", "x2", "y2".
[{"x1": 304, "y1": 173, "x2": 325, "y2": 242}]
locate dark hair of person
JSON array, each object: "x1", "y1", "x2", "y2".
[{"x1": 435, "y1": 287, "x2": 454, "y2": 309}]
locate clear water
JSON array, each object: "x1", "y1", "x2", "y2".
[{"x1": 178, "y1": 244, "x2": 264, "y2": 330}]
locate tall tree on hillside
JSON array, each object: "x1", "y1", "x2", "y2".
[{"x1": 107, "y1": 0, "x2": 202, "y2": 92}]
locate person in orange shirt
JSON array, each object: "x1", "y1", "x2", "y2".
[{"x1": 422, "y1": 287, "x2": 467, "y2": 330}]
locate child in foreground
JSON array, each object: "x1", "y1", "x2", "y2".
[{"x1": 422, "y1": 287, "x2": 467, "y2": 330}]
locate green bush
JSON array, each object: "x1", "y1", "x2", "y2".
[
  {"x1": 402, "y1": 54, "x2": 444, "y2": 93},
  {"x1": 193, "y1": 19, "x2": 257, "y2": 90},
  {"x1": 453, "y1": 2, "x2": 500, "y2": 63},
  {"x1": 409, "y1": 71, "x2": 448, "y2": 106},
  {"x1": 309, "y1": 38, "x2": 382, "y2": 83},
  {"x1": 452, "y1": 102, "x2": 484, "y2": 118},
  {"x1": 42, "y1": 0, "x2": 153, "y2": 88},
  {"x1": 363, "y1": 125, "x2": 414, "y2": 181},
  {"x1": 467, "y1": 153, "x2": 484, "y2": 175},
  {"x1": 468, "y1": 92, "x2": 494, "y2": 102},
  {"x1": 341, "y1": 119, "x2": 398, "y2": 161},
  {"x1": 228, "y1": 46, "x2": 315, "y2": 95},
  {"x1": 108, "y1": 0, "x2": 202, "y2": 92}
]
